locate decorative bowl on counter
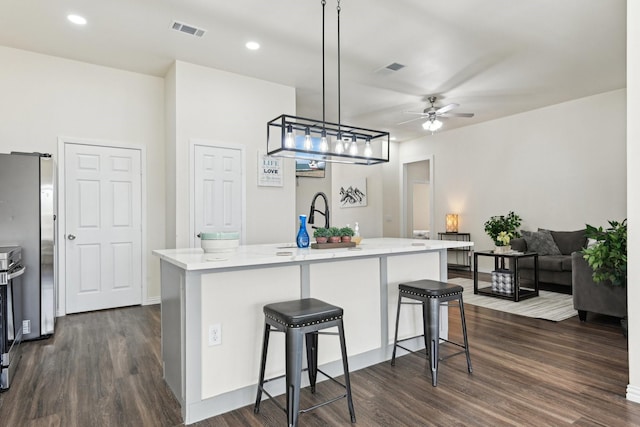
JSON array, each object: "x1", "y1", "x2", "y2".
[{"x1": 200, "y1": 231, "x2": 240, "y2": 253}]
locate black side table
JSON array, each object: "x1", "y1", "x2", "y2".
[{"x1": 473, "y1": 250, "x2": 539, "y2": 302}]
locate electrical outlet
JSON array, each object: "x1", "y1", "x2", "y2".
[
  {"x1": 208, "y1": 323, "x2": 221, "y2": 346},
  {"x1": 23, "y1": 319, "x2": 31, "y2": 334}
]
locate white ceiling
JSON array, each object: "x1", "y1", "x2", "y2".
[{"x1": 0, "y1": 0, "x2": 626, "y2": 141}]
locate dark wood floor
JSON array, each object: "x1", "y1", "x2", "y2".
[{"x1": 1, "y1": 272, "x2": 639, "y2": 426}]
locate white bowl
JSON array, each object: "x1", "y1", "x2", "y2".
[
  {"x1": 200, "y1": 231, "x2": 240, "y2": 253},
  {"x1": 201, "y1": 238, "x2": 239, "y2": 253}
]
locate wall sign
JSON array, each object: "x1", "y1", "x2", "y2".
[{"x1": 258, "y1": 153, "x2": 283, "y2": 187}]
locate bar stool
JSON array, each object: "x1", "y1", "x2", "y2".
[
  {"x1": 254, "y1": 298, "x2": 356, "y2": 427},
  {"x1": 391, "y1": 279, "x2": 472, "y2": 386}
]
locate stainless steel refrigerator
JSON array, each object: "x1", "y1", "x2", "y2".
[{"x1": 0, "y1": 152, "x2": 56, "y2": 340}]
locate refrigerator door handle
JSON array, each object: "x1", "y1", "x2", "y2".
[
  {"x1": 68, "y1": 234, "x2": 76, "y2": 240},
  {"x1": 8, "y1": 266, "x2": 26, "y2": 280}
]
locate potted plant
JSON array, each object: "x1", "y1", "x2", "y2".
[
  {"x1": 328, "y1": 227, "x2": 342, "y2": 243},
  {"x1": 340, "y1": 226, "x2": 355, "y2": 243},
  {"x1": 582, "y1": 219, "x2": 627, "y2": 334},
  {"x1": 313, "y1": 227, "x2": 330, "y2": 244},
  {"x1": 484, "y1": 211, "x2": 522, "y2": 253}
]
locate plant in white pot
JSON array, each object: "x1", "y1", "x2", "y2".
[{"x1": 484, "y1": 211, "x2": 522, "y2": 253}]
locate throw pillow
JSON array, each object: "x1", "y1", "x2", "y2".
[
  {"x1": 521, "y1": 230, "x2": 562, "y2": 255},
  {"x1": 549, "y1": 229, "x2": 587, "y2": 255}
]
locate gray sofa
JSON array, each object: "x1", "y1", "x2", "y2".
[
  {"x1": 510, "y1": 229, "x2": 587, "y2": 293},
  {"x1": 572, "y1": 252, "x2": 627, "y2": 320}
]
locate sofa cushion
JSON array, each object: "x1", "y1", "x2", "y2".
[
  {"x1": 549, "y1": 229, "x2": 587, "y2": 255},
  {"x1": 519, "y1": 255, "x2": 565, "y2": 271},
  {"x1": 521, "y1": 230, "x2": 561, "y2": 255}
]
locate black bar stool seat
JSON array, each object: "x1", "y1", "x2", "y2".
[
  {"x1": 391, "y1": 279, "x2": 472, "y2": 386},
  {"x1": 255, "y1": 298, "x2": 356, "y2": 427}
]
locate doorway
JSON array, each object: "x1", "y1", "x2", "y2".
[{"x1": 402, "y1": 157, "x2": 434, "y2": 239}]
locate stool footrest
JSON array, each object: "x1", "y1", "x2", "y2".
[
  {"x1": 258, "y1": 367, "x2": 351, "y2": 417},
  {"x1": 300, "y1": 393, "x2": 348, "y2": 414}
]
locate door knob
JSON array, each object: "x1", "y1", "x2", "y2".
[
  {"x1": 197, "y1": 233, "x2": 201, "y2": 238},
  {"x1": 68, "y1": 234, "x2": 76, "y2": 240}
]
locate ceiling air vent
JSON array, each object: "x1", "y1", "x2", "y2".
[
  {"x1": 170, "y1": 21, "x2": 206, "y2": 38},
  {"x1": 374, "y1": 62, "x2": 406, "y2": 76},
  {"x1": 385, "y1": 62, "x2": 406, "y2": 71}
]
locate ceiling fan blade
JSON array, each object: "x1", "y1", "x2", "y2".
[
  {"x1": 435, "y1": 103, "x2": 459, "y2": 114},
  {"x1": 403, "y1": 111, "x2": 429, "y2": 116},
  {"x1": 440, "y1": 112, "x2": 475, "y2": 118},
  {"x1": 397, "y1": 116, "x2": 426, "y2": 125}
]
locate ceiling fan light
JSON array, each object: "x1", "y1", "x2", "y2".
[{"x1": 423, "y1": 119, "x2": 443, "y2": 132}]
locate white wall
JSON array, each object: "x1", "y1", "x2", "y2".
[
  {"x1": 296, "y1": 164, "x2": 332, "y2": 230},
  {"x1": 170, "y1": 61, "x2": 297, "y2": 247},
  {"x1": 396, "y1": 89, "x2": 627, "y2": 271},
  {"x1": 382, "y1": 141, "x2": 401, "y2": 237},
  {"x1": 164, "y1": 63, "x2": 177, "y2": 249},
  {"x1": 0, "y1": 46, "x2": 166, "y2": 303},
  {"x1": 331, "y1": 163, "x2": 384, "y2": 238},
  {"x1": 626, "y1": 0, "x2": 640, "y2": 404}
]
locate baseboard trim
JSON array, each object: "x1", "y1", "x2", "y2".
[
  {"x1": 627, "y1": 384, "x2": 640, "y2": 403},
  {"x1": 144, "y1": 296, "x2": 161, "y2": 306}
]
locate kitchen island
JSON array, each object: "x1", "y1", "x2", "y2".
[{"x1": 153, "y1": 237, "x2": 473, "y2": 424}]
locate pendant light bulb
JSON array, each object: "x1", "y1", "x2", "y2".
[
  {"x1": 320, "y1": 130, "x2": 329, "y2": 152},
  {"x1": 364, "y1": 139, "x2": 373, "y2": 157},
  {"x1": 304, "y1": 128, "x2": 313, "y2": 150},
  {"x1": 335, "y1": 133, "x2": 344, "y2": 154},
  {"x1": 349, "y1": 138, "x2": 358, "y2": 156},
  {"x1": 285, "y1": 125, "x2": 295, "y2": 148}
]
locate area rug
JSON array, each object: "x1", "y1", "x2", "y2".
[{"x1": 448, "y1": 277, "x2": 577, "y2": 322}]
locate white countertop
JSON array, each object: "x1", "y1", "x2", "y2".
[{"x1": 153, "y1": 237, "x2": 473, "y2": 271}]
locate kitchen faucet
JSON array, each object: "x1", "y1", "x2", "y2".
[{"x1": 308, "y1": 192, "x2": 330, "y2": 229}]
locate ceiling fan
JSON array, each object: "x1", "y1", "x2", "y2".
[{"x1": 399, "y1": 96, "x2": 475, "y2": 131}]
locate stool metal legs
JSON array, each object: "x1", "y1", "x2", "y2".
[
  {"x1": 391, "y1": 292, "x2": 472, "y2": 386},
  {"x1": 254, "y1": 318, "x2": 356, "y2": 426},
  {"x1": 338, "y1": 321, "x2": 356, "y2": 423},
  {"x1": 425, "y1": 297, "x2": 440, "y2": 387},
  {"x1": 459, "y1": 296, "x2": 473, "y2": 374},
  {"x1": 254, "y1": 322, "x2": 271, "y2": 410},
  {"x1": 305, "y1": 332, "x2": 318, "y2": 393},
  {"x1": 286, "y1": 328, "x2": 304, "y2": 427},
  {"x1": 390, "y1": 294, "x2": 403, "y2": 366}
]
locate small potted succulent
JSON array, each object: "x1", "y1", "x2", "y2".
[
  {"x1": 328, "y1": 227, "x2": 342, "y2": 243},
  {"x1": 313, "y1": 227, "x2": 330, "y2": 244},
  {"x1": 340, "y1": 226, "x2": 355, "y2": 243}
]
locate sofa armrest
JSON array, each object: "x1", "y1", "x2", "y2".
[
  {"x1": 511, "y1": 237, "x2": 527, "y2": 252},
  {"x1": 572, "y1": 252, "x2": 627, "y2": 318}
]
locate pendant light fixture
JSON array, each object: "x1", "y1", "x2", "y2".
[{"x1": 267, "y1": 0, "x2": 390, "y2": 165}]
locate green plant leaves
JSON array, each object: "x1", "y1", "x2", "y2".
[
  {"x1": 484, "y1": 211, "x2": 522, "y2": 245},
  {"x1": 582, "y1": 219, "x2": 627, "y2": 286}
]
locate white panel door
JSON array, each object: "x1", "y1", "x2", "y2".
[
  {"x1": 65, "y1": 144, "x2": 142, "y2": 313},
  {"x1": 193, "y1": 144, "x2": 242, "y2": 246}
]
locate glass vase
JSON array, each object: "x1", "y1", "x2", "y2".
[{"x1": 296, "y1": 214, "x2": 310, "y2": 248}]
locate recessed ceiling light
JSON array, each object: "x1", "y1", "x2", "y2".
[
  {"x1": 67, "y1": 14, "x2": 87, "y2": 25},
  {"x1": 245, "y1": 41, "x2": 260, "y2": 51}
]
